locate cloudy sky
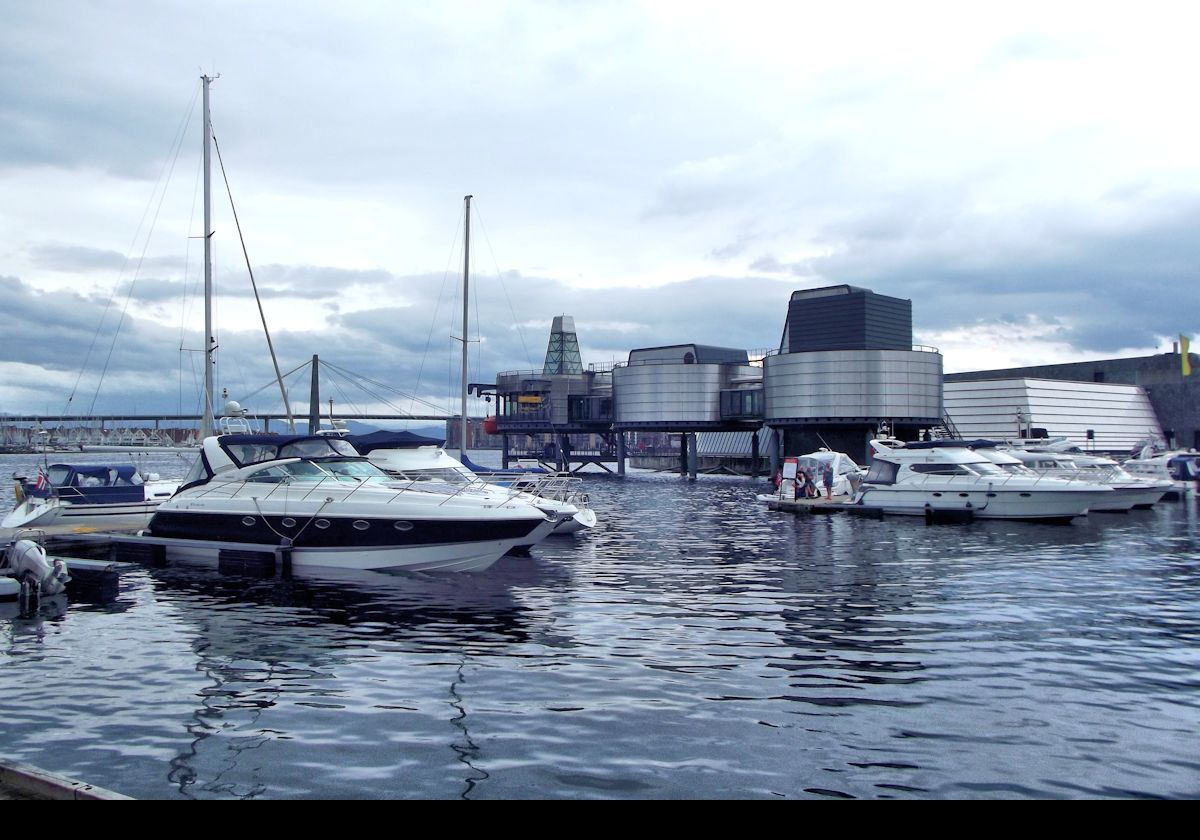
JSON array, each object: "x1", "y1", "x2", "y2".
[{"x1": 3, "y1": 1, "x2": 1198, "y2": 422}]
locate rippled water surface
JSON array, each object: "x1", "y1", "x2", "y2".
[{"x1": 1, "y1": 451, "x2": 1198, "y2": 798}]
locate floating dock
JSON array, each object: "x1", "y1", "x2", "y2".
[
  {"x1": 761, "y1": 494, "x2": 856, "y2": 515},
  {"x1": 0, "y1": 759, "x2": 131, "y2": 800}
]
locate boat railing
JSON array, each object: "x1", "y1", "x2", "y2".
[
  {"x1": 899, "y1": 471, "x2": 1085, "y2": 491},
  {"x1": 516, "y1": 474, "x2": 589, "y2": 505},
  {"x1": 189, "y1": 473, "x2": 525, "y2": 509}
]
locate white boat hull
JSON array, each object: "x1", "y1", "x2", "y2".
[
  {"x1": 552, "y1": 507, "x2": 597, "y2": 534},
  {"x1": 1089, "y1": 484, "x2": 1170, "y2": 512},
  {"x1": 161, "y1": 537, "x2": 525, "y2": 573},
  {"x1": 853, "y1": 486, "x2": 1110, "y2": 520},
  {"x1": 2, "y1": 498, "x2": 164, "y2": 530}
]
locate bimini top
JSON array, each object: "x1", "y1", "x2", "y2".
[
  {"x1": 40, "y1": 464, "x2": 146, "y2": 503},
  {"x1": 348, "y1": 430, "x2": 445, "y2": 454},
  {"x1": 183, "y1": 433, "x2": 366, "y2": 489},
  {"x1": 48, "y1": 464, "x2": 142, "y2": 486},
  {"x1": 216, "y1": 434, "x2": 361, "y2": 468}
]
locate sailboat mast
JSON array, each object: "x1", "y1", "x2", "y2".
[
  {"x1": 459, "y1": 194, "x2": 472, "y2": 458},
  {"x1": 201, "y1": 74, "x2": 216, "y2": 438}
]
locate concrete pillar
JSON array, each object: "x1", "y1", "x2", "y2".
[
  {"x1": 751, "y1": 428, "x2": 760, "y2": 478},
  {"x1": 768, "y1": 427, "x2": 782, "y2": 478},
  {"x1": 616, "y1": 431, "x2": 626, "y2": 477},
  {"x1": 679, "y1": 433, "x2": 688, "y2": 477},
  {"x1": 687, "y1": 432, "x2": 698, "y2": 481},
  {"x1": 502, "y1": 434, "x2": 510, "y2": 470}
]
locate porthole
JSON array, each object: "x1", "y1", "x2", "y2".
[
  {"x1": 281, "y1": 517, "x2": 297, "y2": 528},
  {"x1": 393, "y1": 521, "x2": 414, "y2": 532},
  {"x1": 958, "y1": 493, "x2": 969, "y2": 498},
  {"x1": 986, "y1": 493, "x2": 997, "y2": 498},
  {"x1": 1020, "y1": 493, "x2": 1032, "y2": 498},
  {"x1": 315, "y1": 519, "x2": 331, "y2": 530},
  {"x1": 353, "y1": 520, "x2": 370, "y2": 531},
  {"x1": 241, "y1": 516, "x2": 256, "y2": 526},
  {"x1": 932, "y1": 492, "x2": 942, "y2": 497}
]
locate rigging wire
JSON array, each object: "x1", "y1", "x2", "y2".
[
  {"x1": 179, "y1": 150, "x2": 204, "y2": 416},
  {"x1": 321, "y1": 360, "x2": 451, "y2": 415},
  {"x1": 472, "y1": 200, "x2": 534, "y2": 370},
  {"x1": 210, "y1": 123, "x2": 296, "y2": 431},
  {"x1": 86, "y1": 85, "x2": 200, "y2": 417},
  {"x1": 67, "y1": 83, "x2": 200, "y2": 419},
  {"x1": 408, "y1": 211, "x2": 463, "y2": 423},
  {"x1": 233, "y1": 359, "x2": 311, "y2": 406}
]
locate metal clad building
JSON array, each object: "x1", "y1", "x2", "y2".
[
  {"x1": 783, "y1": 285, "x2": 913, "y2": 352},
  {"x1": 944, "y1": 378, "x2": 1163, "y2": 451},
  {"x1": 764, "y1": 349, "x2": 943, "y2": 424},
  {"x1": 613, "y1": 345, "x2": 760, "y2": 430}
]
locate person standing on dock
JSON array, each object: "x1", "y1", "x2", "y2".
[{"x1": 822, "y1": 464, "x2": 834, "y2": 500}]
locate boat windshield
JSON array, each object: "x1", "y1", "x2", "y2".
[
  {"x1": 319, "y1": 459, "x2": 391, "y2": 482},
  {"x1": 244, "y1": 462, "x2": 330, "y2": 483},
  {"x1": 224, "y1": 437, "x2": 360, "y2": 467},
  {"x1": 244, "y1": 459, "x2": 388, "y2": 483}
]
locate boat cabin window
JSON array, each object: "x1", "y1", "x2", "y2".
[
  {"x1": 181, "y1": 453, "x2": 212, "y2": 487},
  {"x1": 223, "y1": 437, "x2": 361, "y2": 467},
  {"x1": 245, "y1": 462, "x2": 329, "y2": 483},
  {"x1": 225, "y1": 443, "x2": 282, "y2": 467},
  {"x1": 864, "y1": 460, "x2": 899, "y2": 485},
  {"x1": 47, "y1": 466, "x2": 71, "y2": 485},
  {"x1": 910, "y1": 463, "x2": 976, "y2": 476},
  {"x1": 111, "y1": 469, "x2": 142, "y2": 486},
  {"x1": 280, "y1": 439, "x2": 359, "y2": 460}
]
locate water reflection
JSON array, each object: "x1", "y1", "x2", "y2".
[
  {"x1": 0, "y1": 467, "x2": 1197, "y2": 798},
  {"x1": 139, "y1": 562, "x2": 567, "y2": 799}
]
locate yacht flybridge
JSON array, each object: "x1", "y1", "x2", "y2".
[
  {"x1": 144, "y1": 434, "x2": 564, "y2": 572},
  {"x1": 852, "y1": 439, "x2": 1115, "y2": 522}
]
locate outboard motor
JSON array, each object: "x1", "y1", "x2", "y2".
[{"x1": 3, "y1": 539, "x2": 71, "y2": 597}]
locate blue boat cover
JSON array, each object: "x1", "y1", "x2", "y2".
[
  {"x1": 458, "y1": 454, "x2": 547, "y2": 475},
  {"x1": 347, "y1": 430, "x2": 445, "y2": 454},
  {"x1": 48, "y1": 464, "x2": 146, "y2": 504}
]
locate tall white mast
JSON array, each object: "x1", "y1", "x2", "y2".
[
  {"x1": 459, "y1": 195, "x2": 472, "y2": 459},
  {"x1": 201, "y1": 74, "x2": 216, "y2": 438}
]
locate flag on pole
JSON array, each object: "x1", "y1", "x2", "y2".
[
  {"x1": 1183, "y1": 334, "x2": 1193, "y2": 377},
  {"x1": 33, "y1": 466, "x2": 52, "y2": 497}
]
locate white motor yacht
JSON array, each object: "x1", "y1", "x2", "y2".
[
  {"x1": 999, "y1": 442, "x2": 1170, "y2": 511},
  {"x1": 851, "y1": 439, "x2": 1114, "y2": 521},
  {"x1": 144, "y1": 434, "x2": 563, "y2": 572},
  {"x1": 1122, "y1": 446, "x2": 1199, "y2": 499}
]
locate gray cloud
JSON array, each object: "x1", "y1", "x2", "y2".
[{"x1": 2, "y1": 2, "x2": 1198, "y2": 416}]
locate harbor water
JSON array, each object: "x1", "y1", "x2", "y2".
[{"x1": 0, "y1": 451, "x2": 1197, "y2": 799}]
